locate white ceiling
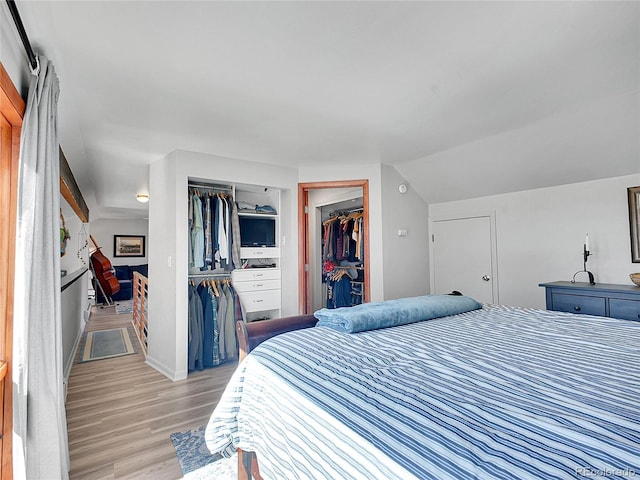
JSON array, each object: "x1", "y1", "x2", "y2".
[{"x1": 13, "y1": 1, "x2": 640, "y2": 218}]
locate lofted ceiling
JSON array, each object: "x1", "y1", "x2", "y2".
[{"x1": 10, "y1": 1, "x2": 640, "y2": 218}]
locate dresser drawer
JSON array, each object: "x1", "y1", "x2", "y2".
[
  {"x1": 240, "y1": 289, "x2": 281, "y2": 313},
  {"x1": 232, "y1": 268, "x2": 281, "y2": 282},
  {"x1": 233, "y1": 279, "x2": 280, "y2": 293},
  {"x1": 240, "y1": 247, "x2": 280, "y2": 259},
  {"x1": 609, "y1": 298, "x2": 640, "y2": 322},
  {"x1": 551, "y1": 293, "x2": 606, "y2": 316}
]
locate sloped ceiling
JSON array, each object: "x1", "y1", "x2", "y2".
[{"x1": 11, "y1": 1, "x2": 640, "y2": 217}]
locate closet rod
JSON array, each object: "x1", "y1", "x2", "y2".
[
  {"x1": 188, "y1": 182, "x2": 233, "y2": 192},
  {"x1": 329, "y1": 207, "x2": 364, "y2": 217},
  {"x1": 6, "y1": 0, "x2": 38, "y2": 72},
  {"x1": 188, "y1": 272, "x2": 231, "y2": 278}
]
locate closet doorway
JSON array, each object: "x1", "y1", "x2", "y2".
[{"x1": 298, "y1": 180, "x2": 370, "y2": 314}]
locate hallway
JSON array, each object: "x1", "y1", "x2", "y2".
[{"x1": 66, "y1": 307, "x2": 237, "y2": 479}]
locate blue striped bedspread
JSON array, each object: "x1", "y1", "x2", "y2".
[{"x1": 205, "y1": 305, "x2": 640, "y2": 479}]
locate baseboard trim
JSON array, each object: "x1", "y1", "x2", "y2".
[
  {"x1": 64, "y1": 321, "x2": 85, "y2": 400},
  {"x1": 145, "y1": 355, "x2": 187, "y2": 382}
]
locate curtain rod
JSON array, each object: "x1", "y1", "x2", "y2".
[{"x1": 6, "y1": 0, "x2": 38, "y2": 72}]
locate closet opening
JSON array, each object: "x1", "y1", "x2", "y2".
[{"x1": 298, "y1": 180, "x2": 370, "y2": 314}]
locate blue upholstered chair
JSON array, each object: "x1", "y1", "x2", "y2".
[{"x1": 112, "y1": 266, "x2": 133, "y2": 301}]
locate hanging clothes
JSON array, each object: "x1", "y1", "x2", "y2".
[
  {"x1": 217, "y1": 195, "x2": 229, "y2": 267},
  {"x1": 187, "y1": 277, "x2": 241, "y2": 371},
  {"x1": 199, "y1": 282, "x2": 216, "y2": 369},
  {"x1": 230, "y1": 201, "x2": 242, "y2": 269},
  {"x1": 321, "y1": 209, "x2": 365, "y2": 309},
  {"x1": 216, "y1": 282, "x2": 228, "y2": 360},
  {"x1": 190, "y1": 194, "x2": 204, "y2": 269},
  {"x1": 210, "y1": 286, "x2": 221, "y2": 367},
  {"x1": 188, "y1": 284, "x2": 204, "y2": 371},
  {"x1": 188, "y1": 188, "x2": 240, "y2": 274},
  {"x1": 204, "y1": 195, "x2": 213, "y2": 268},
  {"x1": 222, "y1": 282, "x2": 237, "y2": 360},
  {"x1": 330, "y1": 275, "x2": 352, "y2": 308}
]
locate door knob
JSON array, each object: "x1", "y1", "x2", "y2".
[{"x1": 482, "y1": 275, "x2": 491, "y2": 281}]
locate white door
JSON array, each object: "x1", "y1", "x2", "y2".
[{"x1": 432, "y1": 216, "x2": 496, "y2": 304}]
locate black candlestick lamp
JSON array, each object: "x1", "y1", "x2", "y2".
[{"x1": 571, "y1": 239, "x2": 595, "y2": 285}]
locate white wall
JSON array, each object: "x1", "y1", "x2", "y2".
[
  {"x1": 61, "y1": 271, "x2": 88, "y2": 389},
  {"x1": 430, "y1": 174, "x2": 640, "y2": 309},
  {"x1": 397, "y1": 91, "x2": 640, "y2": 205},
  {"x1": 60, "y1": 199, "x2": 90, "y2": 273},
  {"x1": 380, "y1": 164, "x2": 430, "y2": 300},
  {"x1": 148, "y1": 150, "x2": 299, "y2": 380},
  {"x1": 147, "y1": 152, "x2": 179, "y2": 379},
  {"x1": 90, "y1": 218, "x2": 149, "y2": 266},
  {"x1": 59, "y1": 198, "x2": 90, "y2": 396},
  {"x1": 1, "y1": 2, "x2": 31, "y2": 97}
]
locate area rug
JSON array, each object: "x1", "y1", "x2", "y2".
[
  {"x1": 115, "y1": 299, "x2": 133, "y2": 315},
  {"x1": 170, "y1": 424, "x2": 236, "y2": 479},
  {"x1": 77, "y1": 326, "x2": 138, "y2": 363}
]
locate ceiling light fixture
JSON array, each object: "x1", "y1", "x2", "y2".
[{"x1": 136, "y1": 194, "x2": 149, "y2": 203}]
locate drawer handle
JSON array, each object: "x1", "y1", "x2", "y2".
[
  {"x1": 254, "y1": 284, "x2": 264, "y2": 287},
  {"x1": 254, "y1": 299, "x2": 263, "y2": 303},
  {"x1": 574, "y1": 306, "x2": 581, "y2": 312},
  {"x1": 253, "y1": 273, "x2": 264, "y2": 278}
]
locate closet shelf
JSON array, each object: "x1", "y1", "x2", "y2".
[{"x1": 238, "y1": 212, "x2": 277, "y2": 218}]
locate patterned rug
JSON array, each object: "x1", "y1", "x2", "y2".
[
  {"x1": 115, "y1": 299, "x2": 133, "y2": 314},
  {"x1": 77, "y1": 326, "x2": 138, "y2": 363},
  {"x1": 170, "y1": 425, "x2": 236, "y2": 479}
]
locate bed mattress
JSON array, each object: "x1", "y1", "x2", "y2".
[{"x1": 205, "y1": 304, "x2": 640, "y2": 479}]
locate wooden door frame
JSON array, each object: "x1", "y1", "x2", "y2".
[
  {"x1": 0, "y1": 61, "x2": 25, "y2": 480},
  {"x1": 298, "y1": 180, "x2": 370, "y2": 314}
]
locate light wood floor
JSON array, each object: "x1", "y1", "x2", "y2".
[{"x1": 66, "y1": 306, "x2": 237, "y2": 480}]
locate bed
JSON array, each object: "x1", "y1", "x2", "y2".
[{"x1": 205, "y1": 299, "x2": 640, "y2": 479}]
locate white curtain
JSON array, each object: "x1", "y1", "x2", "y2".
[{"x1": 13, "y1": 55, "x2": 70, "y2": 479}]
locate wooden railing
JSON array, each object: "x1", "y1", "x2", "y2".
[{"x1": 132, "y1": 272, "x2": 148, "y2": 356}]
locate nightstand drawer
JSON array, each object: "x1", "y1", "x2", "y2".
[
  {"x1": 540, "y1": 282, "x2": 640, "y2": 322},
  {"x1": 552, "y1": 293, "x2": 606, "y2": 316},
  {"x1": 610, "y1": 299, "x2": 640, "y2": 322},
  {"x1": 240, "y1": 290, "x2": 281, "y2": 313}
]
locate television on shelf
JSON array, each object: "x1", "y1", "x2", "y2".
[{"x1": 239, "y1": 217, "x2": 276, "y2": 247}]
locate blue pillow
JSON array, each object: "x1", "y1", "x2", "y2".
[
  {"x1": 314, "y1": 294, "x2": 482, "y2": 333},
  {"x1": 130, "y1": 264, "x2": 148, "y2": 277}
]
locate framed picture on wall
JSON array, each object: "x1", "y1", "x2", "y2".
[
  {"x1": 628, "y1": 186, "x2": 640, "y2": 263},
  {"x1": 114, "y1": 235, "x2": 145, "y2": 258}
]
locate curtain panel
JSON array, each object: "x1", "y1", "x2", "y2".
[{"x1": 13, "y1": 55, "x2": 69, "y2": 479}]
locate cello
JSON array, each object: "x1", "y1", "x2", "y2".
[{"x1": 89, "y1": 235, "x2": 120, "y2": 300}]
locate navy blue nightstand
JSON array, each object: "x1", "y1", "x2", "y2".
[{"x1": 539, "y1": 281, "x2": 640, "y2": 321}]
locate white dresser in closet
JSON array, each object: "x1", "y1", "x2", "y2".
[{"x1": 231, "y1": 268, "x2": 281, "y2": 317}]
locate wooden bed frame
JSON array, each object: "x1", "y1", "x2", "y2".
[{"x1": 234, "y1": 314, "x2": 318, "y2": 480}]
